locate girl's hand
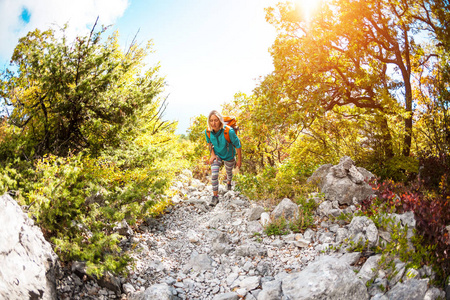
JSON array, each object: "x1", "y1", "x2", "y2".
[
  {"x1": 236, "y1": 159, "x2": 241, "y2": 169},
  {"x1": 209, "y1": 154, "x2": 217, "y2": 165}
]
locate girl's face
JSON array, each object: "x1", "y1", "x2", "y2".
[{"x1": 209, "y1": 115, "x2": 221, "y2": 131}]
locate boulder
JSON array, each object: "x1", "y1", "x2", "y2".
[
  {"x1": 257, "y1": 279, "x2": 282, "y2": 300},
  {"x1": 308, "y1": 156, "x2": 375, "y2": 205},
  {"x1": 0, "y1": 194, "x2": 59, "y2": 300},
  {"x1": 357, "y1": 254, "x2": 382, "y2": 284},
  {"x1": 307, "y1": 164, "x2": 333, "y2": 189},
  {"x1": 271, "y1": 198, "x2": 298, "y2": 221},
  {"x1": 386, "y1": 279, "x2": 428, "y2": 300},
  {"x1": 235, "y1": 243, "x2": 267, "y2": 257},
  {"x1": 348, "y1": 216, "x2": 379, "y2": 248},
  {"x1": 212, "y1": 232, "x2": 232, "y2": 255},
  {"x1": 281, "y1": 255, "x2": 369, "y2": 300}
]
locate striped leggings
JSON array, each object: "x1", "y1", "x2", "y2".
[{"x1": 211, "y1": 157, "x2": 235, "y2": 192}]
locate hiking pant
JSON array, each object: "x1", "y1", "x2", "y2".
[{"x1": 211, "y1": 157, "x2": 235, "y2": 192}]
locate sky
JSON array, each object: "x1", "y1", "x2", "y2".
[{"x1": 0, "y1": 0, "x2": 280, "y2": 134}]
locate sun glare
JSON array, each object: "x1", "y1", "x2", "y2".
[{"x1": 295, "y1": 0, "x2": 322, "y2": 21}]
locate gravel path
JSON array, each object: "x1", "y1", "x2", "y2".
[{"x1": 57, "y1": 177, "x2": 325, "y2": 300}]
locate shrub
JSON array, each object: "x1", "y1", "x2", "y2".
[
  {"x1": 358, "y1": 179, "x2": 450, "y2": 285},
  {"x1": 264, "y1": 217, "x2": 289, "y2": 236},
  {"x1": 418, "y1": 152, "x2": 450, "y2": 194},
  {"x1": 235, "y1": 159, "x2": 317, "y2": 201},
  {"x1": 365, "y1": 155, "x2": 419, "y2": 183},
  {"x1": 290, "y1": 197, "x2": 317, "y2": 232},
  {"x1": 22, "y1": 129, "x2": 186, "y2": 276}
]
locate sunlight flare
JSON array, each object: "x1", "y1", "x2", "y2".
[{"x1": 294, "y1": 0, "x2": 322, "y2": 21}]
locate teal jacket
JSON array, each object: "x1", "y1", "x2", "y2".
[{"x1": 205, "y1": 126, "x2": 241, "y2": 161}]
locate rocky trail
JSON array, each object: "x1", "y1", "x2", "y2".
[
  {"x1": 56, "y1": 162, "x2": 448, "y2": 300},
  {"x1": 58, "y1": 173, "x2": 324, "y2": 300},
  {"x1": 2, "y1": 157, "x2": 448, "y2": 299}
]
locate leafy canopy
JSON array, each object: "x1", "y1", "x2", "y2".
[{"x1": 0, "y1": 23, "x2": 168, "y2": 158}]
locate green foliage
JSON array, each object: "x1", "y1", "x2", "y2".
[
  {"x1": 365, "y1": 155, "x2": 419, "y2": 183},
  {"x1": 25, "y1": 130, "x2": 185, "y2": 276},
  {"x1": 346, "y1": 238, "x2": 370, "y2": 253},
  {"x1": 0, "y1": 159, "x2": 36, "y2": 204},
  {"x1": 235, "y1": 159, "x2": 317, "y2": 201},
  {"x1": 413, "y1": 50, "x2": 450, "y2": 156},
  {"x1": 0, "y1": 24, "x2": 188, "y2": 276},
  {"x1": 375, "y1": 215, "x2": 432, "y2": 268},
  {"x1": 263, "y1": 0, "x2": 426, "y2": 157},
  {"x1": 222, "y1": 93, "x2": 300, "y2": 174},
  {"x1": 264, "y1": 217, "x2": 289, "y2": 236},
  {"x1": 0, "y1": 24, "x2": 168, "y2": 158},
  {"x1": 289, "y1": 197, "x2": 317, "y2": 232},
  {"x1": 263, "y1": 197, "x2": 317, "y2": 236},
  {"x1": 186, "y1": 114, "x2": 210, "y2": 180}
]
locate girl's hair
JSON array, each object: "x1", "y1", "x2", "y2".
[{"x1": 207, "y1": 110, "x2": 224, "y2": 131}]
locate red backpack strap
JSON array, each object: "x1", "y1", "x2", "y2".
[
  {"x1": 206, "y1": 129, "x2": 211, "y2": 140},
  {"x1": 223, "y1": 126, "x2": 231, "y2": 144}
]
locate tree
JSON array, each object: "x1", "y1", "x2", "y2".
[
  {"x1": 0, "y1": 23, "x2": 169, "y2": 159},
  {"x1": 260, "y1": 0, "x2": 442, "y2": 158}
]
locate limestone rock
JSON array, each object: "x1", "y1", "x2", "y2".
[
  {"x1": 308, "y1": 156, "x2": 374, "y2": 205},
  {"x1": 129, "y1": 283, "x2": 175, "y2": 300},
  {"x1": 260, "y1": 213, "x2": 270, "y2": 226},
  {"x1": 348, "y1": 216, "x2": 379, "y2": 248},
  {"x1": 281, "y1": 255, "x2": 369, "y2": 300},
  {"x1": 307, "y1": 164, "x2": 333, "y2": 189},
  {"x1": 386, "y1": 279, "x2": 428, "y2": 300},
  {"x1": 257, "y1": 279, "x2": 282, "y2": 300},
  {"x1": 357, "y1": 255, "x2": 382, "y2": 284},
  {"x1": 113, "y1": 219, "x2": 133, "y2": 237},
  {"x1": 248, "y1": 206, "x2": 265, "y2": 221},
  {"x1": 0, "y1": 194, "x2": 59, "y2": 300},
  {"x1": 183, "y1": 251, "x2": 214, "y2": 272},
  {"x1": 271, "y1": 198, "x2": 298, "y2": 221}
]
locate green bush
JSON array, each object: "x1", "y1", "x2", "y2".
[
  {"x1": 264, "y1": 217, "x2": 289, "y2": 236},
  {"x1": 235, "y1": 159, "x2": 317, "y2": 200},
  {"x1": 21, "y1": 129, "x2": 186, "y2": 276},
  {"x1": 290, "y1": 197, "x2": 317, "y2": 232},
  {"x1": 366, "y1": 155, "x2": 419, "y2": 183}
]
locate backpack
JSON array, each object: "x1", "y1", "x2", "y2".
[{"x1": 206, "y1": 116, "x2": 238, "y2": 144}]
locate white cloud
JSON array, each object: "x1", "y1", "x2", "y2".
[{"x1": 0, "y1": 0, "x2": 129, "y2": 61}]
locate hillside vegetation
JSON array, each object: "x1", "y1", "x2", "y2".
[{"x1": 1, "y1": 0, "x2": 449, "y2": 287}]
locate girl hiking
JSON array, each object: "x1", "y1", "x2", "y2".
[{"x1": 205, "y1": 110, "x2": 242, "y2": 206}]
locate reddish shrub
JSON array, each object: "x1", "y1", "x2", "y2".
[{"x1": 360, "y1": 179, "x2": 450, "y2": 285}]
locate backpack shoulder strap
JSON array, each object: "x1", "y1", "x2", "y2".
[
  {"x1": 223, "y1": 125, "x2": 231, "y2": 144},
  {"x1": 206, "y1": 129, "x2": 211, "y2": 140}
]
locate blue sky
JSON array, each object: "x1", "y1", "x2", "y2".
[{"x1": 0, "y1": 0, "x2": 279, "y2": 134}]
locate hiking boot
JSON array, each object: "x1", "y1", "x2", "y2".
[
  {"x1": 227, "y1": 183, "x2": 232, "y2": 191},
  {"x1": 210, "y1": 195, "x2": 219, "y2": 206}
]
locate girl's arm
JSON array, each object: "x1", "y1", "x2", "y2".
[
  {"x1": 236, "y1": 147, "x2": 242, "y2": 168},
  {"x1": 209, "y1": 143, "x2": 217, "y2": 164}
]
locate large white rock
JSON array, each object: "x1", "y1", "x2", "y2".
[
  {"x1": 386, "y1": 279, "x2": 428, "y2": 300},
  {"x1": 0, "y1": 194, "x2": 59, "y2": 300},
  {"x1": 348, "y1": 216, "x2": 379, "y2": 248},
  {"x1": 281, "y1": 255, "x2": 369, "y2": 300},
  {"x1": 308, "y1": 156, "x2": 375, "y2": 205}
]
